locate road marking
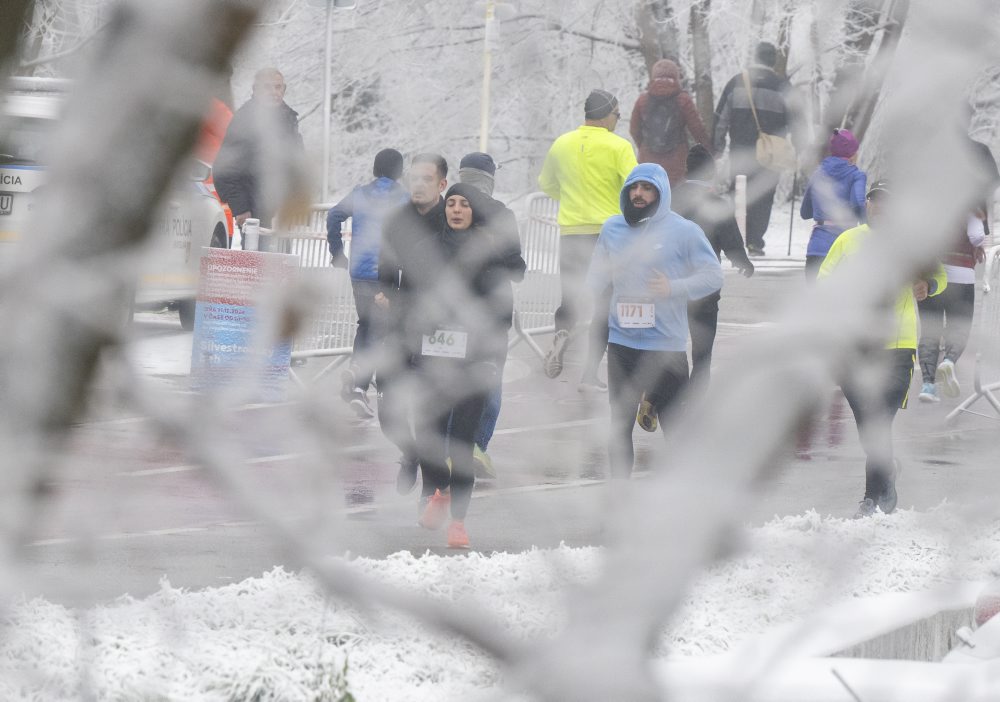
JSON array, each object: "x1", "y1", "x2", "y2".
[
  {"x1": 29, "y1": 477, "x2": 610, "y2": 547},
  {"x1": 84, "y1": 400, "x2": 296, "y2": 427},
  {"x1": 117, "y1": 419, "x2": 605, "y2": 478}
]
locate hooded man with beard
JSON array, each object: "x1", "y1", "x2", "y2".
[
  {"x1": 587, "y1": 163, "x2": 723, "y2": 479},
  {"x1": 629, "y1": 59, "x2": 712, "y2": 186}
]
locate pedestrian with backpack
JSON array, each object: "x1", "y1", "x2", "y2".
[{"x1": 630, "y1": 59, "x2": 712, "y2": 187}]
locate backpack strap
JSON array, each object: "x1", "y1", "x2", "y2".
[{"x1": 741, "y1": 70, "x2": 764, "y2": 135}]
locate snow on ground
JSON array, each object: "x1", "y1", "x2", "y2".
[{"x1": 4, "y1": 506, "x2": 999, "y2": 701}]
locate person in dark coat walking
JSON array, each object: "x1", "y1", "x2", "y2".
[
  {"x1": 630, "y1": 59, "x2": 712, "y2": 187},
  {"x1": 713, "y1": 42, "x2": 796, "y2": 257},
  {"x1": 671, "y1": 145, "x2": 753, "y2": 388},
  {"x1": 213, "y1": 67, "x2": 303, "y2": 239}
]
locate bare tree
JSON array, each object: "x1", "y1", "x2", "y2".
[
  {"x1": 689, "y1": 0, "x2": 715, "y2": 129},
  {"x1": 637, "y1": 0, "x2": 680, "y2": 74}
]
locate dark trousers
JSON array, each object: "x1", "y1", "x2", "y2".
[
  {"x1": 375, "y1": 342, "x2": 416, "y2": 460},
  {"x1": 555, "y1": 234, "x2": 609, "y2": 378},
  {"x1": 804, "y1": 255, "x2": 825, "y2": 282},
  {"x1": 731, "y1": 149, "x2": 780, "y2": 251},
  {"x1": 840, "y1": 349, "x2": 914, "y2": 500},
  {"x1": 414, "y1": 358, "x2": 495, "y2": 520},
  {"x1": 688, "y1": 292, "x2": 720, "y2": 385},
  {"x1": 606, "y1": 343, "x2": 689, "y2": 478},
  {"x1": 917, "y1": 282, "x2": 976, "y2": 383},
  {"x1": 349, "y1": 279, "x2": 386, "y2": 391}
]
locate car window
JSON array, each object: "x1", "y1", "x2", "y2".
[{"x1": 0, "y1": 117, "x2": 53, "y2": 166}]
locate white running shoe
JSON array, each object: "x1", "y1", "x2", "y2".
[
  {"x1": 935, "y1": 359, "x2": 961, "y2": 398},
  {"x1": 544, "y1": 330, "x2": 570, "y2": 379}
]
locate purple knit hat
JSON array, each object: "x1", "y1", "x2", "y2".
[{"x1": 829, "y1": 129, "x2": 859, "y2": 158}]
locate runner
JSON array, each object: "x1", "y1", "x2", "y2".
[
  {"x1": 327, "y1": 148, "x2": 408, "y2": 418},
  {"x1": 538, "y1": 89, "x2": 638, "y2": 391},
  {"x1": 457, "y1": 152, "x2": 526, "y2": 478},
  {"x1": 818, "y1": 180, "x2": 947, "y2": 518},
  {"x1": 377, "y1": 153, "x2": 448, "y2": 495},
  {"x1": 587, "y1": 163, "x2": 723, "y2": 478},
  {"x1": 917, "y1": 130, "x2": 999, "y2": 401},
  {"x1": 400, "y1": 183, "x2": 518, "y2": 548}
]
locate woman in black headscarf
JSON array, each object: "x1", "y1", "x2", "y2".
[{"x1": 407, "y1": 183, "x2": 520, "y2": 548}]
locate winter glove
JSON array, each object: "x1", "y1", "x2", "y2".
[
  {"x1": 330, "y1": 252, "x2": 349, "y2": 269},
  {"x1": 740, "y1": 261, "x2": 755, "y2": 278}
]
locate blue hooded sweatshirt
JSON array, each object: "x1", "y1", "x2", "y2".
[
  {"x1": 587, "y1": 162, "x2": 723, "y2": 352},
  {"x1": 327, "y1": 177, "x2": 409, "y2": 281},
  {"x1": 800, "y1": 156, "x2": 867, "y2": 258}
]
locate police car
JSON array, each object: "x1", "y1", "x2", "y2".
[{"x1": 0, "y1": 77, "x2": 229, "y2": 330}]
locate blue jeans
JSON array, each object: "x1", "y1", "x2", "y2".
[{"x1": 474, "y1": 352, "x2": 506, "y2": 449}]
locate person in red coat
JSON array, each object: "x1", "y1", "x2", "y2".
[{"x1": 629, "y1": 59, "x2": 712, "y2": 186}]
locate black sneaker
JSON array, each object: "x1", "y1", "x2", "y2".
[
  {"x1": 853, "y1": 498, "x2": 877, "y2": 519},
  {"x1": 544, "y1": 330, "x2": 570, "y2": 379},
  {"x1": 747, "y1": 245, "x2": 765, "y2": 258},
  {"x1": 348, "y1": 389, "x2": 375, "y2": 419},
  {"x1": 396, "y1": 455, "x2": 419, "y2": 495},
  {"x1": 878, "y1": 460, "x2": 901, "y2": 514}
]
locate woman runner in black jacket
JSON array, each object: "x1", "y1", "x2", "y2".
[{"x1": 403, "y1": 183, "x2": 519, "y2": 548}]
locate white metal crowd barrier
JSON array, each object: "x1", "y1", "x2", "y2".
[
  {"x1": 271, "y1": 205, "x2": 358, "y2": 385},
  {"x1": 509, "y1": 192, "x2": 561, "y2": 361},
  {"x1": 947, "y1": 244, "x2": 1000, "y2": 423},
  {"x1": 273, "y1": 195, "x2": 566, "y2": 382}
]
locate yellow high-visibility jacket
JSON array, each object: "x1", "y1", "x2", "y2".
[
  {"x1": 818, "y1": 224, "x2": 948, "y2": 349},
  {"x1": 538, "y1": 125, "x2": 638, "y2": 235}
]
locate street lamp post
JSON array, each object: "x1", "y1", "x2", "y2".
[
  {"x1": 322, "y1": 3, "x2": 334, "y2": 200},
  {"x1": 475, "y1": 1, "x2": 515, "y2": 154},
  {"x1": 317, "y1": 0, "x2": 357, "y2": 202},
  {"x1": 479, "y1": 0, "x2": 495, "y2": 153}
]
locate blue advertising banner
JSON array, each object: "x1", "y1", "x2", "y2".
[{"x1": 190, "y1": 249, "x2": 299, "y2": 401}]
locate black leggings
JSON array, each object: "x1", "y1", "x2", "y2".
[
  {"x1": 413, "y1": 358, "x2": 495, "y2": 520},
  {"x1": 840, "y1": 349, "x2": 914, "y2": 500},
  {"x1": 606, "y1": 343, "x2": 689, "y2": 478},
  {"x1": 917, "y1": 282, "x2": 976, "y2": 383}
]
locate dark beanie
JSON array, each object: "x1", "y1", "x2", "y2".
[
  {"x1": 459, "y1": 152, "x2": 497, "y2": 176},
  {"x1": 686, "y1": 144, "x2": 715, "y2": 179},
  {"x1": 585, "y1": 89, "x2": 618, "y2": 120},
  {"x1": 373, "y1": 148, "x2": 404, "y2": 180}
]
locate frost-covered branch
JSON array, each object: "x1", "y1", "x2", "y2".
[{"x1": 0, "y1": 0, "x2": 260, "y2": 553}]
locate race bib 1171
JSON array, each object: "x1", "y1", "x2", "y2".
[{"x1": 616, "y1": 297, "x2": 655, "y2": 329}]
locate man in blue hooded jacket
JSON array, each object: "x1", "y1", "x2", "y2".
[
  {"x1": 587, "y1": 163, "x2": 724, "y2": 478},
  {"x1": 327, "y1": 148, "x2": 409, "y2": 418}
]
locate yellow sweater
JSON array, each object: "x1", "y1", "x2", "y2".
[
  {"x1": 818, "y1": 224, "x2": 947, "y2": 349},
  {"x1": 538, "y1": 125, "x2": 638, "y2": 235}
]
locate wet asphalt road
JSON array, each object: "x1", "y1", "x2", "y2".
[{"x1": 21, "y1": 265, "x2": 1000, "y2": 603}]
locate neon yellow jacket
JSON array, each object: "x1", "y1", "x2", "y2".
[
  {"x1": 538, "y1": 125, "x2": 638, "y2": 235},
  {"x1": 818, "y1": 224, "x2": 947, "y2": 349}
]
